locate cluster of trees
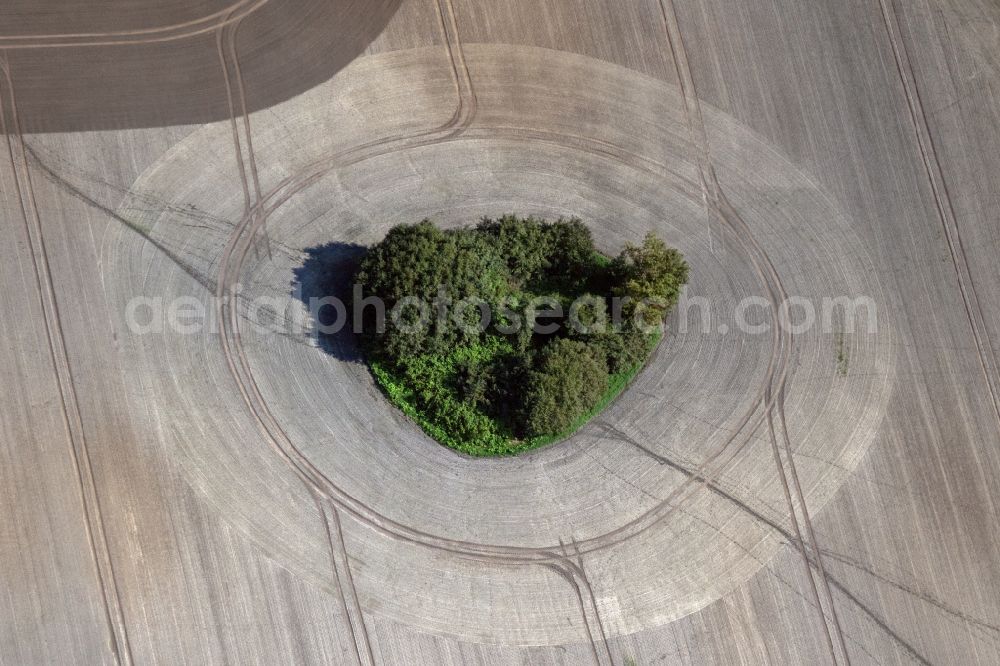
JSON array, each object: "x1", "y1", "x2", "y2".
[{"x1": 352, "y1": 216, "x2": 689, "y2": 456}]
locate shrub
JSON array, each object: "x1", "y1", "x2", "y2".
[
  {"x1": 454, "y1": 355, "x2": 492, "y2": 408},
  {"x1": 385, "y1": 340, "x2": 515, "y2": 448},
  {"x1": 523, "y1": 338, "x2": 609, "y2": 437}
]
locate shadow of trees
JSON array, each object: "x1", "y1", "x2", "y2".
[
  {"x1": 291, "y1": 241, "x2": 366, "y2": 363},
  {"x1": 3, "y1": 0, "x2": 403, "y2": 132}
]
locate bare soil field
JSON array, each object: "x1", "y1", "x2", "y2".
[{"x1": 1, "y1": 0, "x2": 999, "y2": 664}]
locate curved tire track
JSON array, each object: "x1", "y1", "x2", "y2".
[
  {"x1": 0, "y1": 0, "x2": 270, "y2": 49},
  {"x1": 657, "y1": 1, "x2": 851, "y2": 662}
]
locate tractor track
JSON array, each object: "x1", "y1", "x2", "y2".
[
  {"x1": 877, "y1": 0, "x2": 1000, "y2": 520},
  {"x1": 210, "y1": 0, "x2": 800, "y2": 569},
  {"x1": 204, "y1": 6, "x2": 789, "y2": 564},
  {"x1": 0, "y1": 56, "x2": 134, "y2": 666},
  {"x1": 3, "y1": 4, "x2": 875, "y2": 656},
  {"x1": 0, "y1": 0, "x2": 271, "y2": 49},
  {"x1": 657, "y1": 1, "x2": 852, "y2": 663},
  {"x1": 216, "y1": 14, "x2": 379, "y2": 664},
  {"x1": 0, "y1": 0, "x2": 961, "y2": 661},
  {"x1": 215, "y1": 133, "x2": 788, "y2": 565}
]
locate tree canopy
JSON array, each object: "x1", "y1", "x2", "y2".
[
  {"x1": 350, "y1": 216, "x2": 689, "y2": 456},
  {"x1": 524, "y1": 338, "x2": 609, "y2": 436},
  {"x1": 612, "y1": 233, "x2": 690, "y2": 324}
]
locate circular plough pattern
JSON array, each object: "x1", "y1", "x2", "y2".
[{"x1": 106, "y1": 45, "x2": 894, "y2": 643}]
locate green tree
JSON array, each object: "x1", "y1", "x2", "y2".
[
  {"x1": 544, "y1": 218, "x2": 596, "y2": 291},
  {"x1": 584, "y1": 324, "x2": 650, "y2": 374},
  {"x1": 477, "y1": 215, "x2": 552, "y2": 286},
  {"x1": 565, "y1": 296, "x2": 651, "y2": 373},
  {"x1": 354, "y1": 221, "x2": 512, "y2": 358},
  {"x1": 523, "y1": 338, "x2": 608, "y2": 437},
  {"x1": 612, "y1": 232, "x2": 689, "y2": 323}
]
